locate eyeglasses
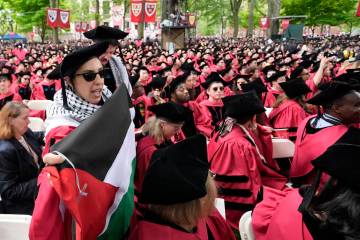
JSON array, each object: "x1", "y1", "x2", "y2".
[
  {"x1": 211, "y1": 87, "x2": 224, "y2": 92},
  {"x1": 76, "y1": 69, "x2": 105, "y2": 82}
]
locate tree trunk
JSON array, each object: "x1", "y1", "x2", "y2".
[
  {"x1": 40, "y1": 16, "x2": 47, "y2": 43},
  {"x1": 230, "y1": 0, "x2": 242, "y2": 38},
  {"x1": 267, "y1": 0, "x2": 281, "y2": 38},
  {"x1": 95, "y1": 0, "x2": 100, "y2": 26},
  {"x1": 138, "y1": 0, "x2": 145, "y2": 39},
  {"x1": 247, "y1": 0, "x2": 255, "y2": 38},
  {"x1": 123, "y1": 1, "x2": 127, "y2": 30}
]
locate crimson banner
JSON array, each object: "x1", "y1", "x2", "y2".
[
  {"x1": 81, "y1": 22, "x2": 89, "y2": 32},
  {"x1": 112, "y1": 5, "x2": 124, "y2": 27},
  {"x1": 75, "y1": 22, "x2": 81, "y2": 32},
  {"x1": 259, "y1": 17, "x2": 270, "y2": 29},
  {"x1": 47, "y1": 8, "x2": 59, "y2": 28},
  {"x1": 58, "y1": 9, "x2": 70, "y2": 29},
  {"x1": 144, "y1": 0, "x2": 157, "y2": 23},
  {"x1": 357, "y1": 0, "x2": 360, "y2": 17},
  {"x1": 130, "y1": 0, "x2": 142, "y2": 23},
  {"x1": 281, "y1": 19, "x2": 290, "y2": 30}
]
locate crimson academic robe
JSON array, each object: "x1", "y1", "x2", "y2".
[
  {"x1": 0, "y1": 91, "x2": 22, "y2": 109},
  {"x1": 194, "y1": 100, "x2": 223, "y2": 138},
  {"x1": 15, "y1": 83, "x2": 32, "y2": 100},
  {"x1": 128, "y1": 209, "x2": 236, "y2": 240},
  {"x1": 262, "y1": 87, "x2": 282, "y2": 108},
  {"x1": 31, "y1": 80, "x2": 61, "y2": 100},
  {"x1": 252, "y1": 187, "x2": 313, "y2": 240},
  {"x1": 290, "y1": 115, "x2": 348, "y2": 184},
  {"x1": 269, "y1": 99, "x2": 310, "y2": 141},
  {"x1": 207, "y1": 124, "x2": 287, "y2": 229}
]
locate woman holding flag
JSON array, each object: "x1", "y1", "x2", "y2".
[{"x1": 30, "y1": 41, "x2": 137, "y2": 240}]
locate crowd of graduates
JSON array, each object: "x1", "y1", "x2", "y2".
[{"x1": 0, "y1": 26, "x2": 359, "y2": 240}]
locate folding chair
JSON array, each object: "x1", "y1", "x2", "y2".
[
  {"x1": 27, "y1": 100, "x2": 53, "y2": 111},
  {"x1": 28, "y1": 117, "x2": 45, "y2": 132},
  {"x1": 0, "y1": 214, "x2": 32, "y2": 240},
  {"x1": 239, "y1": 211, "x2": 255, "y2": 240}
]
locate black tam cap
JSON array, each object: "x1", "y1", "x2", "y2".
[
  {"x1": 139, "y1": 134, "x2": 209, "y2": 205},
  {"x1": 279, "y1": 78, "x2": 311, "y2": 99},
  {"x1": 148, "y1": 77, "x2": 166, "y2": 90},
  {"x1": 0, "y1": 73, "x2": 11, "y2": 81},
  {"x1": 201, "y1": 72, "x2": 227, "y2": 89},
  {"x1": 60, "y1": 41, "x2": 109, "y2": 78},
  {"x1": 169, "y1": 73, "x2": 187, "y2": 93},
  {"x1": 47, "y1": 65, "x2": 61, "y2": 80},
  {"x1": 83, "y1": 25, "x2": 128, "y2": 41},
  {"x1": 241, "y1": 78, "x2": 268, "y2": 95},
  {"x1": 148, "y1": 102, "x2": 188, "y2": 124},
  {"x1": 290, "y1": 66, "x2": 304, "y2": 79},
  {"x1": 312, "y1": 128, "x2": 360, "y2": 191},
  {"x1": 307, "y1": 81, "x2": 359, "y2": 106},
  {"x1": 223, "y1": 91, "x2": 265, "y2": 119},
  {"x1": 266, "y1": 71, "x2": 286, "y2": 82}
]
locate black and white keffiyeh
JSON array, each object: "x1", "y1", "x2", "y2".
[{"x1": 47, "y1": 86, "x2": 112, "y2": 123}]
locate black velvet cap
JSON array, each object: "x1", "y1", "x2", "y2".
[
  {"x1": 266, "y1": 71, "x2": 287, "y2": 82},
  {"x1": 180, "y1": 62, "x2": 200, "y2": 74},
  {"x1": 201, "y1": 72, "x2": 227, "y2": 89},
  {"x1": 290, "y1": 66, "x2": 304, "y2": 79},
  {"x1": 148, "y1": 77, "x2": 166, "y2": 90},
  {"x1": 169, "y1": 73, "x2": 188, "y2": 93},
  {"x1": 148, "y1": 102, "x2": 188, "y2": 124},
  {"x1": 312, "y1": 128, "x2": 360, "y2": 191},
  {"x1": 60, "y1": 41, "x2": 109, "y2": 78},
  {"x1": 307, "y1": 81, "x2": 359, "y2": 105},
  {"x1": 83, "y1": 25, "x2": 128, "y2": 41},
  {"x1": 47, "y1": 65, "x2": 61, "y2": 80},
  {"x1": 139, "y1": 134, "x2": 209, "y2": 205},
  {"x1": 262, "y1": 65, "x2": 276, "y2": 75},
  {"x1": 223, "y1": 91, "x2": 265, "y2": 119},
  {"x1": 16, "y1": 71, "x2": 31, "y2": 77},
  {"x1": 279, "y1": 78, "x2": 311, "y2": 99},
  {"x1": 241, "y1": 78, "x2": 268, "y2": 94}
]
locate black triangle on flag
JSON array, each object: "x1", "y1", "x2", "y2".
[{"x1": 51, "y1": 84, "x2": 132, "y2": 181}]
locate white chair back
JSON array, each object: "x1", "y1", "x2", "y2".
[
  {"x1": 272, "y1": 138, "x2": 295, "y2": 158},
  {"x1": 28, "y1": 117, "x2": 45, "y2": 132},
  {"x1": 214, "y1": 198, "x2": 226, "y2": 219},
  {"x1": 27, "y1": 100, "x2": 53, "y2": 111},
  {"x1": 239, "y1": 211, "x2": 255, "y2": 240},
  {"x1": 0, "y1": 214, "x2": 32, "y2": 240}
]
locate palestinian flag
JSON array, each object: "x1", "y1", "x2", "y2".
[{"x1": 30, "y1": 85, "x2": 136, "y2": 240}]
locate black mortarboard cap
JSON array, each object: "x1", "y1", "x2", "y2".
[
  {"x1": 201, "y1": 72, "x2": 227, "y2": 89},
  {"x1": 307, "y1": 81, "x2": 359, "y2": 105},
  {"x1": 139, "y1": 134, "x2": 209, "y2": 205},
  {"x1": 300, "y1": 60, "x2": 313, "y2": 69},
  {"x1": 0, "y1": 73, "x2": 11, "y2": 81},
  {"x1": 83, "y1": 25, "x2": 128, "y2": 41},
  {"x1": 148, "y1": 102, "x2": 188, "y2": 124},
  {"x1": 279, "y1": 78, "x2": 311, "y2": 99},
  {"x1": 180, "y1": 62, "x2": 200, "y2": 74},
  {"x1": 223, "y1": 91, "x2": 265, "y2": 119},
  {"x1": 262, "y1": 65, "x2": 276, "y2": 75},
  {"x1": 312, "y1": 128, "x2": 360, "y2": 192}
]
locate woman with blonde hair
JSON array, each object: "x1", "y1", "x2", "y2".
[
  {"x1": 129, "y1": 135, "x2": 236, "y2": 240},
  {"x1": 135, "y1": 102, "x2": 187, "y2": 195},
  {"x1": 0, "y1": 101, "x2": 43, "y2": 214}
]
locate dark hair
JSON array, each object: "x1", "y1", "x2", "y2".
[{"x1": 310, "y1": 178, "x2": 360, "y2": 240}]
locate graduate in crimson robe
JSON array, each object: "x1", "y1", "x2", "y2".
[
  {"x1": 0, "y1": 73, "x2": 22, "y2": 109},
  {"x1": 195, "y1": 72, "x2": 227, "y2": 138},
  {"x1": 31, "y1": 66, "x2": 61, "y2": 100},
  {"x1": 129, "y1": 135, "x2": 236, "y2": 240},
  {"x1": 207, "y1": 92, "x2": 287, "y2": 230},
  {"x1": 290, "y1": 80, "x2": 360, "y2": 186},
  {"x1": 262, "y1": 71, "x2": 286, "y2": 107},
  {"x1": 269, "y1": 78, "x2": 312, "y2": 141},
  {"x1": 15, "y1": 71, "x2": 32, "y2": 100},
  {"x1": 135, "y1": 102, "x2": 188, "y2": 195},
  {"x1": 252, "y1": 130, "x2": 360, "y2": 240}
]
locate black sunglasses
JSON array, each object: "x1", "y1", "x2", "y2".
[
  {"x1": 76, "y1": 69, "x2": 105, "y2": 82},
  {"x1": 211, "y1": 86, "x2": 224, "y2": 91}
]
